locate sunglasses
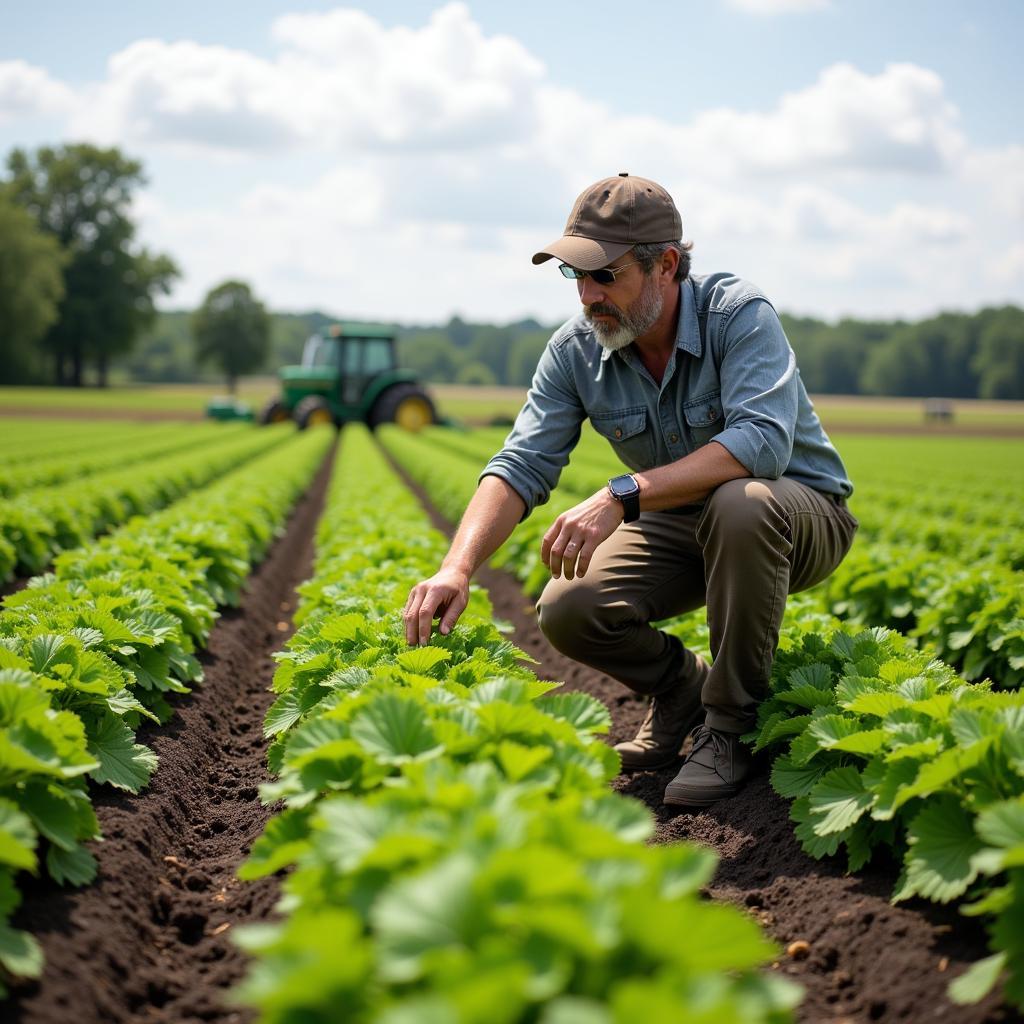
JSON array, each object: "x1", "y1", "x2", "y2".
[{"x1": 558, "y1": 259, "x2": 643, "y2": 286}]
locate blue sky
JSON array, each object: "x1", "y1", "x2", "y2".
[{"x1": 2, "y1": 1, "x2": 1022, "y2": 324}]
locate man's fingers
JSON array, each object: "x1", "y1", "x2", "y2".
[
  {"x1": 575, "y1": 538, "x2": 597, "y2": 578},
  {"x1": 540, "y1": 519, "x2": 562, "y2": 565},
  {"x1": 439, "y1": 591, "x2": 467, "y2": 635},
  {"x1": 404, "y1": 590, "x2": 424, "y2": 646},
  {"x1": 417, "y1": 589, "x2": 444, "y2": 645},
  {"x1": 561, "y1": 538, "x2": 582, "y2": 580}
]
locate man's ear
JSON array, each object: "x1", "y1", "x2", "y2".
[{"x1": 661, "y1": 247, "x2": 680, "y2": 280}]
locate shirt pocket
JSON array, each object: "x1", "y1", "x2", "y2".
[
  {"x1": 683, "y1": 390, "x2": 725, "y2": 448},
  {"x1": 590, "y1": 405, "x2": 653, "y2": 470}
]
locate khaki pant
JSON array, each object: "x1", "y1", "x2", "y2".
[{"x1": 536, "y1": 477, "x2": 859, "y2": 733}]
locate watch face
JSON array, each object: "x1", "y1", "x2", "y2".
[{"x1": 609, "y1": 474, "x2": 639, "y2": 498}]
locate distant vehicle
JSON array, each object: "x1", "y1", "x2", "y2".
[
  {"x1": 205, "y1": 397, "x2": 254, "y2": 422},
  {"x1": 260, "y1": 323, "x2": 437, "y2": 431}
]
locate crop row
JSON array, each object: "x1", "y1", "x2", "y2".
[
  {"x1": 380, "y1": 426, "x2": 1024, "y2": 1011},
  {"x1": 0, "y1": 419, "x2": 165, "y2": 467},
  {"x1": 0, "y1": 427, "x2": 333, "y2": 994},
  {"x1": 0, "y1": 424, "x2": 293, "y2": 581},
  {"x1": 750, "y1": 625, "x2": 1024, "y2": 1010},
  {"x1": 232, "y1": 425, "x2": 800, "y2": 1023},
  {"x1": 0, "y1": 422, "x2": 251, "y2": 497}
]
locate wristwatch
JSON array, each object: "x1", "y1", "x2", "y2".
[{"x1": 608, "y1": 473, "x2": 641, "y2": 522}]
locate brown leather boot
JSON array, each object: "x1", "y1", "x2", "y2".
[
  {"x1": 663, "y1": 724, "x2": 753, "y2": 807},
  {"x1": 614, "y1": 661, "x2": 709, "y2": 771}
]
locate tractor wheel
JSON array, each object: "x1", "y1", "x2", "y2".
[
  {"x1": 294, "y1": 395, "x2": 336, "y2": 431},
  {"x1": 260, "y1": 397, "x2": 292, "y2": 425},
  {"x1": 368, "y1": 383, "x2": 436, "y2": 432}
]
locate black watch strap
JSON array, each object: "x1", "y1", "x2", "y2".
[{"x1": 608, "y1": 474, "x2": 641, "y2": 522}]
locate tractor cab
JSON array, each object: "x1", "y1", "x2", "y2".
[{"x1": 260, "y1": 322, "x2": 436, "y2": 431}]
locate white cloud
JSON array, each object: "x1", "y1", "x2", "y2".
[
  {"x1": 70, "y1": 40, "x2": 300, "y2": 154},
  {"x1": 725, "y1": 0, "x2": 830, "y2": 13},
  {"x1": 68, "y1": 3, "x2": 543, "y2": 155},
  {"x1": 0, "y1": 60, "x2": 77, "y2": 122}
]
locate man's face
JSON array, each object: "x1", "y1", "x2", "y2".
[{"x1": 579, "y1": 257, "x2": 664, "y2": 352}]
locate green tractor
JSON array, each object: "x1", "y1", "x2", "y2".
[{"x1": 261, "y1": 323, "x2": 437, "y2": 431}]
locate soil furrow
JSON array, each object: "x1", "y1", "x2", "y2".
[
  {"x1": 382, "y1": 443, "x2": 1020, "y2": 1024},
  {"x1": 8, "y1": 442, "x2": 335, "y2": 1024}
]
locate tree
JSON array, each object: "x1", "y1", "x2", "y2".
[
  {"x1": 971, "y1": 307, "x2": 1024, "y2": 399},
  {"x1": 0, "y1": 186, "x2": 66, "y2": 383},
  {"x1": 192, "y1": 280, "x2": 271, "y2": 393},
  {"x1": 4, "y1": 144, "x2": 179, "y2": 386}
]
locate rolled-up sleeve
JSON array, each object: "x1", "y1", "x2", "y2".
[
  {"x1": 480, "y1": 338, "x2": 585, "y2": 518},
  {"x1": 711, "y1": 298, "x2": 798, "y2": 479}
]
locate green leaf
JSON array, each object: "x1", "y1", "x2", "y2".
[
  {"x1": 394, "y1": 647, "x2": 452, "y2": 675},
  {"x1": 752, "y1": 712, "x2": 810, "y2": 752},
  {"x1": 809, "y1": 766, "x2": 873, "y2": 836},
  {"x1": 21, "y1": 783, "x2": 84, "y2": 851},
  {"x1": 497, "y1": 741, "x2": 553, "y2": 782},
  {"x1": 372, "y1": 852, "x2": 479, "y2": 982},
  {"x1": 87, "y1": 713, "x2": 158, "y2": 792},
  {"x1": 842, "y1": 690, "x2": 909, "y2": 717},
  {"x1": 46, "y1": 843, "x2": 98, "y2": 886},
  {"x1": 350, "y1": 694, "x2": 443, "y2": 764},
  {"x1": 791, "y1": 796, "x2": 841, "y2": 859},
  {"x1": 0, "y1": 799, "x2": 37, "y2": 871},
  {"x1": 776, "y1": 684, "x2": 836, "y2": 711},
  {"x1": 898, "y1": 796, "x2": 984, "y2": 903},
  {"x1": 808, "y1": 714, "x2": 869, "y2": 750},
  {"x1": 239, "y1": 808, "x2": 313, "y2": 880},
  {"x1": 828, "y1": 728, "x2": 887, "y2": 755},
  {"x1": 320, "y1": 613, "x2": 369, "y2": 643},
  {"x1": 264, "y1": 682, "x2": 325, "y2": 737},
  {"x1": 26, "y1": 634, "x2": 79, "y2": 676},
  {"x1": 948, "y1": 952, "x2": 1007, "y2": 1006},
  {"x1": 770, "y1": 756, "x2": 826, "y2": 799},
  {"x1": 0, "y1": 682, "x2": 50, "y2": 726},
  {"x1": 896, "y1": 737, "x2": 993, "y2": 804},
  {"x1": 975, "y1": 797, "x2": 1024, "y2": 849},
  {"x1": 537, "y1": 693, "x2": 611, "y2": 736},
  {"x1": 0, "y1": 923, "x2": 43, "y2": 979}
]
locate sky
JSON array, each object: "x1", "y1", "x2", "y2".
[{"x1": 2, "y1": 0, "x2": 1022, "y2": 326}]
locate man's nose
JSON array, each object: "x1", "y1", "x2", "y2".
[{"x1": 578, "y1": 275, "x2": 604, "y2": 305}]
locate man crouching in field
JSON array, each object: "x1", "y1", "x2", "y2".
[{"x1": 403, "y1": 173, "x2": 858, "y2": 808}]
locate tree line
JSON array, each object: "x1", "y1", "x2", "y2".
[{"x1": 2, "y1": 144, "x2": 1022, "y2": 399}]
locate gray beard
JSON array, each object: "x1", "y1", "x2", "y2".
[{"x1": 586, "y1": 275, "x2": 664, "y2": 352}]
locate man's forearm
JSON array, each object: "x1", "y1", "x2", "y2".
[
  {"x1": 441, "y1": 475, "x2": 527, "y2": 577},
  {"x1": 634, "y1": 441, "x2": 751, "y2": 511}
]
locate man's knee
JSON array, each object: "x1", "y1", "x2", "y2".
[
  {"x1": 700, "y1": 478, "x2": 787, "y2": 544},
  {"x1": 536, "y1": 577, "x2": 623, "y2": 660}
]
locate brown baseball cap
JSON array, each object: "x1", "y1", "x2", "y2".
[{"x1": 532, "y1": 172, "x2": 682, "y2": 271}]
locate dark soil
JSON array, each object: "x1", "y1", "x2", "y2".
[
  {"x1": 385, "y1": 446, "x2": 1021, "y2": 1024},
  {"x1": 7, "y1": 445, "x2": 335, "y2": 1024}
]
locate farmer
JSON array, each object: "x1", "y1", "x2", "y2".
[{"x1": 403, "y1": 173, "x2": 856, "y2": 807}]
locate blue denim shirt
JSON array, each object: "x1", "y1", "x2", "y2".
[{"x1": 482, "y1": 272, "x2": 852, "y2": 516}]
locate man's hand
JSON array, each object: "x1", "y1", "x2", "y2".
[
  {"x1": 403, "y1": 566, "x2": 470, "y2": 646},
  {"x1": 541, "y1": 488, "x2": 624, "y2": 580}
]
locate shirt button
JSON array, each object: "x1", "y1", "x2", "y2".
[
  {"x1": 669, "y1": 433, "x2": 679, "y2": 444},
  {"x1": 614, "y1": 428, "x2": 622, "y2": 439},
  {"x1": 707, "y1": 409, "x2": 715, "y2": 421}
]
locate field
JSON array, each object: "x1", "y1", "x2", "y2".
[
  {"x1": 3, "y1": 382, "x2": 1024, "y2": 435},
  {"x1": 0, "y1": 407, "x2": 1022, "y2": 1024}
]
